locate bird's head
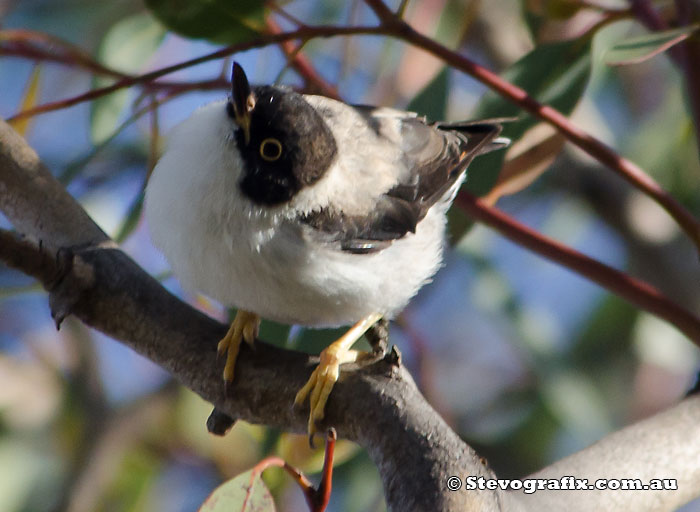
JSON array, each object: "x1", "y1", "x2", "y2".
[{"x1": 226, "y1": 63, "x2": 337, "y2": 206}]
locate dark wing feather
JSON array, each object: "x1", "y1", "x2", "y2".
[{"x1": 300, "y1": 114, "x2": 507, "y2": 254}]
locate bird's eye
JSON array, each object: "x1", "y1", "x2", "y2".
[{"x1": 259, "y1": 138, "x2": 283, "y2": 161}]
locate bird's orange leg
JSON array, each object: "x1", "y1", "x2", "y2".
[
  {"x1": 217, "y1": 310, "x2": 260, "y2": 382},
  {"x1": 294, "y1": 312, "x2": 383, "y2": 441}
]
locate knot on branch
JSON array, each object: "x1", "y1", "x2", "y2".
[{"x1": 47, "y1": 245, "x2": 99, "y2": 330}]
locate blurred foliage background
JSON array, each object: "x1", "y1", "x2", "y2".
[{"x1": 1, "y1": 0, "x2": 700, "y2": 510}]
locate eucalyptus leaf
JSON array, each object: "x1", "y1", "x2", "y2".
[
  {"x1": 604, "y1": 25, "x2": 699, "y2": 66},
  {"x1": 90, "y1": 13, "x2": 166, "y2": 145},
  {"x1": 198, "y1": 470, "x2": 276, "y2": 512},
  {"x1": 465, "y1": 38, "x2": 592, "y2": 198},
  {"x1": 145, "y1": 0, "x2": 265, "y2": 45}
]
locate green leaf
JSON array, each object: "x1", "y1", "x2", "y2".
[
  {"x1": 406, "y1": 67, "x2": 450, "y2": 121},
  {"x1": 91, "y1": 13, "x2": 166, "y2": 145},
  {"x1": 604, "y1": 25, "x2": 700, "y2": 66},
  {"x1": 144, "y1": 0, "x2": 265, "y2": 45},
  {"x1": 466, "y1": 38, "x2": 592, "y2": 197},
  {"x1": 199, "y1": 470, "x2": 276, "y2": 512},
  {"x1": 258, "y1": 320, "x2": 291, "y2": 348}
]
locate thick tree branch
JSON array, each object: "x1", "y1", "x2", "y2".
[{"x1": 518, "y1": 395, "x2": 700, "y2": 511}]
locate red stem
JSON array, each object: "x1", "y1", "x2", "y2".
[
  {"x1": 244, "y1": 429, "x2": 336, "y2": 512},
  {"x1": 310, "y1": 428, "x2": 337, "y2": 512},
  {"x1": 455, "y1": 190, "x2": 700, "y2": 344}
]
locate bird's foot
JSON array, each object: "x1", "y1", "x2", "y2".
[
  {"x1": 217, "y1": 310, "x2": 260, "y2": 383},
  {"x1": 294, "y1": 313, "x2": 383, "y2": 444},
  {"x1": 294, "y1": 344, "x2": 360, "y2": 442}
]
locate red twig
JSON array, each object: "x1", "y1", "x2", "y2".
[
  {"x1": 307, "y1": 428, "x2": 337, "y2": 512},
  {"x1": 455, "y1": 189, "x2": 700, "y2": 344},
  {"x1": 244, "y1": 429, "x2": 337, "y2": 512},
  {"x1": 0, "y1": 29, "x2": 129, "y2": 79}
]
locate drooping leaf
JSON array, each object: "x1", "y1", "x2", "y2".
[
  {"x1": 91, "y1": 13, "x2": 166, "y2": 144},
  {"x1": 199, "y1": 470, "x2": 276, "y2": 512},
  {"x1": 465, "y1": 37, "x2": 593, "y2": 198},
  {"x1": 483, "y1": 126, "x2": 566, "y2": 206},
  {"x1": 407, "y1": 67, "x2": 450, "y2": 121},
  {"x1": 9, "y1": 65, "x2": 41, "y2": 136},
  {"x1": 144, "y1": 0, "x2": 265, "y2": 46},
  {"x1": 604, "y1": 25, "x2": 700, "y2": 66}
]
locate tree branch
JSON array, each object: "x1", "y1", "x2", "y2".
[{"x1": 517, "y1": 395, "x2": 700, "y2": 511}]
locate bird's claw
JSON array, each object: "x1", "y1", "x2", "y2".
[
  {"x1": 217, "y1": 310, "x2": 260, "y2": 384},
  {"x1": 295, "y1": 347, "x2": 357, "y2": 443}
]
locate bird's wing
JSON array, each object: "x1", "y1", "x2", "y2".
[{"x1": 300, "y1": 111, "x2": 507, "y2": 254}]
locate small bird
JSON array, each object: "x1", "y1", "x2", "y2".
[{"x1": 145, "y1": 63, "x2": 507, "y2": 440}]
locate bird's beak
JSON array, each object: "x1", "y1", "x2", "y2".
[{"x1": 231, "y1": 62, "x2": 255, "y2": 145}]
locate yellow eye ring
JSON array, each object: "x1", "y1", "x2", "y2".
[{"x1": 260, "y1": 138, "x2": 283, "y2": 161}]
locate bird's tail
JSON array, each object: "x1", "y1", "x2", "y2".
[{"x1": 437, "y1": 118, "x2": 513, "y2": 156}]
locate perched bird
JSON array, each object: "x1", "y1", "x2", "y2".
[{"x1": 145, "y1": 63, "x2": 508, "y2": 440}]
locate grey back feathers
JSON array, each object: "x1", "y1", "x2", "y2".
[
  {"x1": 301, "y1": 115, "x2": 506, "y2": 254},
  {"x1": 228, "y1": 82, "x2": 506, "y2": 254}
]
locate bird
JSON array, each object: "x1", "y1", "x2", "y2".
[{"x1": 144, "y1": 62, "x2": 508, "y2": 441}]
